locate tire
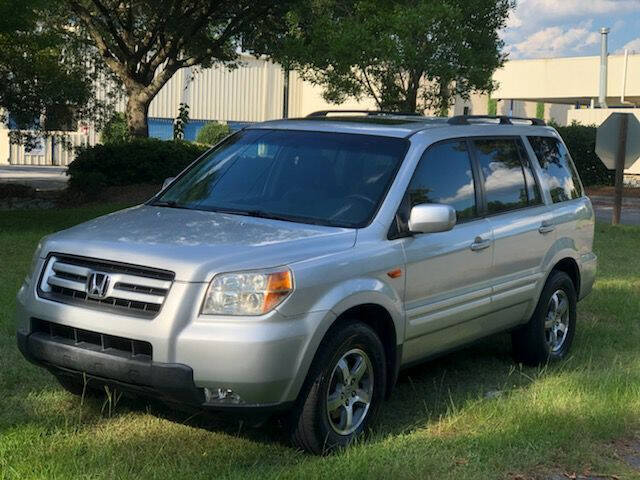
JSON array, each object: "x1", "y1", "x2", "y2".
[
  {"x1": 289, "y1": 321, "x2": 387, "y2": 454},
  {"x1": 512, "y1": 270, "x2": 577, "y2": 366}
]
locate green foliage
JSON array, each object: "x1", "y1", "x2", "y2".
[
  {"x1": 100, "y1": 113, "x2": 130, "y2": 145},
  {"x1": 487, "y1": 97, "x2": 498, "y2": 116},
  {"x1": 276, "y1": 0, "x2": 513, "y2": 113},
  {"x1": 555, "y1": 123, "x2": 614, "y2": 186},
  {"x1": 68, "y1": 138, "x2": 208, "y2": 195},
  {"x1": 0, "y1": 0, "x2": 115, "y2": 142},
  {"x1": 173, "y1": 103, "x2": 190, "y2": 140},
  {"x1": 61, "y1": 1, "x2": 293, "y2": 136},
  {"x1": 536, "y1": 102, "x2": 545, "y2": 120},
  {"x1": 196, "y1": 122, "x2": 231, "y2": 146}
]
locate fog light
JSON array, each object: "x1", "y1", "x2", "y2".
[{"x1": 204, "y1": 387, "x2": 243, "y2": 404}]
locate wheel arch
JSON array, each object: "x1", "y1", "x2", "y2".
[
  {"x1": 549, "y1": 257, "x2": 581, "y2": 297},
  {"x1": 330, "y1": 303, "x2": 400, "y2": 399}
]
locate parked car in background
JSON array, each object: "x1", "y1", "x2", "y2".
[{"x1": 17, "y1": 112, "x2": 596, "y2": 454}]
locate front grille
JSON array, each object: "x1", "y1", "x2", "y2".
[
  {"x1": 38, "y1": 254, "x2": 174, "y2": 318},
  {"x1": 32, "y1": 318, "x2": 152, "y2": 360}
]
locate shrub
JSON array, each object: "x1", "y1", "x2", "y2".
[
  {"x1": 68, "y1": 138, "x2": 208, "y2": 195},
  {"x1": 0, "y1": 183, "x2": 36, "y2": 199},
  {"x1": 554, "y1": 122, "x2": 614, "y2": 187},
  {"x1": 196, "y1": 121, "x2": 231, "y2": 146},
  {"x1": 100, "y1": 112, "x2": 130, "y2": 145}
]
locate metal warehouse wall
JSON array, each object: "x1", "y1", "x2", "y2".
[
  {"x1": 148, "y1": 56, "x2": 292, "y2": 121},
  {"x1": 147, "y1": 55, "x2": 373, "y2": 121}
]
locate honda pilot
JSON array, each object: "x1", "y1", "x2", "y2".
[{"x1": 16, "y1": 112, "x2": 597, "y2": 454}]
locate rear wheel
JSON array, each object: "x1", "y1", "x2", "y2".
[
  {"x1": 512, "y1": 270, "x2": 577, "y2": 366},
  {"x1": 289, "y1": 321, "x2": 386, "y2": 454}
]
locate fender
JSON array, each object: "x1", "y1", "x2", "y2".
[
  {"x1": 523, "y1": 240, "x2": 581, "y2": 320},
  {"x1": 282, "y1": 279, "x2": 405, "y2": 402}
]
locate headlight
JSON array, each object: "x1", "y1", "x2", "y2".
[{"x1": 201, "y1": 268, "x2": 293, "y2": 316}]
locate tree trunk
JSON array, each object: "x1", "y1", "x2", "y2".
[
  {"x1": 405, "y1": 88, "x2": 418, "y2": 113},
  {"x1": 438, "y1": 80, "x2": 451, "y2": 117},
  {"x1": 125, "y1": 93, "x2": 151, "y2": 137},
  {"x1": 405, "y1": 72, "x2": 421, "y2": 113}
]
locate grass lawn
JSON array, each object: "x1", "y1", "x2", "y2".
[{"x1": 1, "y1": 205, "x2": 640, "y2": 479}]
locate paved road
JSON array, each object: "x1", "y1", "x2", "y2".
[
  {"x1": 590, "y1": 195, "x2": 640, "y2": 226},
  {"x1": 0, "y1": 165, "x2": 68, "y2": 191},
  {"x1": 593, "y1": 204, "x2": 640, "y2": 225}
]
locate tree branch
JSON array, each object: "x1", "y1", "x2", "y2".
[
  {"x1": 88, "y1": 0, "x2": 134, "y2": 61},
  {"x1": 67, "y1": 0, "x2": 137, "y2": 89}
]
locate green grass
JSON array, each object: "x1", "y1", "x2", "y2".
[{"x1": 1, "y1": 207, "x2": 640, "y2": 479}]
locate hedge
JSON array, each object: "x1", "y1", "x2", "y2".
[
  {"x1": 68, "y1": 138, "x2": 209, "y2": 195},
  {"x1": 554, "y1": 123, "x2": 614, "y2": 187}
]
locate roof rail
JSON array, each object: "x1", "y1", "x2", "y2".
[
  {"x1": 448, "y1": 115, "x2": 546, "y2": 126},
  {"x1": 306, "y1": 109, "x2": 423, "y2": 118}
]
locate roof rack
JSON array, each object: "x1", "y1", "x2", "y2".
[
  {"x1": 306, "y1": 110, "x2": 423, "y2": 118},
  {"x1": 448, "y1": 115, "x2": 546, "y2": 126}
]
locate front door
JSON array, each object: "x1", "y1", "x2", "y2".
[{"x1": 401, "y1": 139, "x2": 494, "y2": 364}]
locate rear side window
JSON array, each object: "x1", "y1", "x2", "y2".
[
  {"x1": 472, "y1": 138, "x2": 539, "y2": 214},
  {"x1": 408, "y1": 140, "x2": 477, "y2": 221},
  {"x1": 528, "y1": 136, "x2": 583, "y2": 202}
]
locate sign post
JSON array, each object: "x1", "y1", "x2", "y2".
[
  {"x1": 595, "y1": 113, "x2": 640, "y2": 225},
  {"x1": 613, "y1": 114, "x2": 628, "y2": 224}
]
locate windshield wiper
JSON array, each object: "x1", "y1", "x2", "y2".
[
  {"x1": 212, "y1": 208, "x2": 331, "y2": 226},
  {"x1": 151, "y1": 200, "x2": 190, "y2": 209}
]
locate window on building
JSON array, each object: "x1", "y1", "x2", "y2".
[
  {"x1": 528, "y1": 136, "x2": 583, "y2": 202},
  {"x1": 407, "y1": 140, "x2": 477, "y2": 221},
  {"x1": 472, "y1": 138, "x2": 533, "y2": 214}
]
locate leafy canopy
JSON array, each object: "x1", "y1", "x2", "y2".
[
  {"x1": 64, "y1": 0, "x2": 295, "y2": 136},
  {"x1": 0, "y1": 0, "x2": 113, "y2": 140},
  {"x1": 278, "y1": 0, "x2": 513, "y2": 113}
]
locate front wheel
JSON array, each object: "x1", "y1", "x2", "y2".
[
  {"x1": 289, "y1": 321, "x2": 387, "y2": 454},
  {"x1": 512, "y1": 270, "x2": 577, "y2": 366}
]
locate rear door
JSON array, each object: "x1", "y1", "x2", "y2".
[
  {"x1": 401, "y1": 139, "x2": 494, "y2": 364},
  {"x1": 470, "y1": 137, "x2": 554, "y2": 322},
  {"x1": 526, "y1": 135, "x2": 594, "y2": 280}
]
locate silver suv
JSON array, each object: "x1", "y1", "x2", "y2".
[{"x1": 16, "y1": 113, "x2": 597, "y2": 454}]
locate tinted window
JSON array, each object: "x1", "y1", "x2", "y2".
[
  {"x1": 473, "y1": 139, "x2": 530, "y2": 214},
  {"x1": 408, "y1": 141, "x2": 477, "y2": 221},
  {"x1": 528, "y1": 136, "x2": 583, "y2": 202},
  {"x1": 516, "y1": 140, "x2": 543, "y2": 205},
  {"x1": 154, "y1": 129, "x2": 408, "y2": 228}
]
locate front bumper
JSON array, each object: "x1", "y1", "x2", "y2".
[
  {"x1": 16, "y1": 276, "x2": 334, "y2": 409},
  {"x1": 17, "y1": 330, "x2": 206, "y2": 405}
]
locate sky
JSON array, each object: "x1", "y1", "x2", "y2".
[{"x1": 502, "y1": 0, "x2": 640, "y2": 59}]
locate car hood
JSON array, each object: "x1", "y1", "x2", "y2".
[{"x1": 41, "y1": 205, "x2": 357, "y2": 282}]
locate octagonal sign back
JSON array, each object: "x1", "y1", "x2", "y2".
[{"x1": 595, "y1": 113, "x2": 640, "y2": 170}]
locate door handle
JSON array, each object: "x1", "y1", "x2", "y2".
[
  {"x1": 538, "y1": 221, "x2": 555, "y2": 234},
  {"x1": 470, "y1": 236, "x2": 492, "y2": 251}
]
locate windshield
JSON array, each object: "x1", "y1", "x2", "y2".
[{"x1": 152, "y1": 129, "x2": 408, "y2": 228}]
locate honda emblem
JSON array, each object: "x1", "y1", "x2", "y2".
[{"x1": 86, "y1": 272, "x2": 110, "y2": 299}]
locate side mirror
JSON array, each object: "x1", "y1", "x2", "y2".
[
  {"x1": 162, "y1": 177, "x2": 175, "y2": 190},
  {"x1": 408, "y1": 204, "x2": 456, "y2": 234}
]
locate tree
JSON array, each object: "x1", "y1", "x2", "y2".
[
  {"x1": 0, "y1": 0, "x2": 106, "y2": 146},
  {"x1": 65, "y1": 1, "x2": 294, "y2": 137},
  {"x1": 278, "y1": 0, "x2": 513, "y2": 114},
  {"x1": 196, "y1": 121, "x2": 231, "y2": 146}
]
